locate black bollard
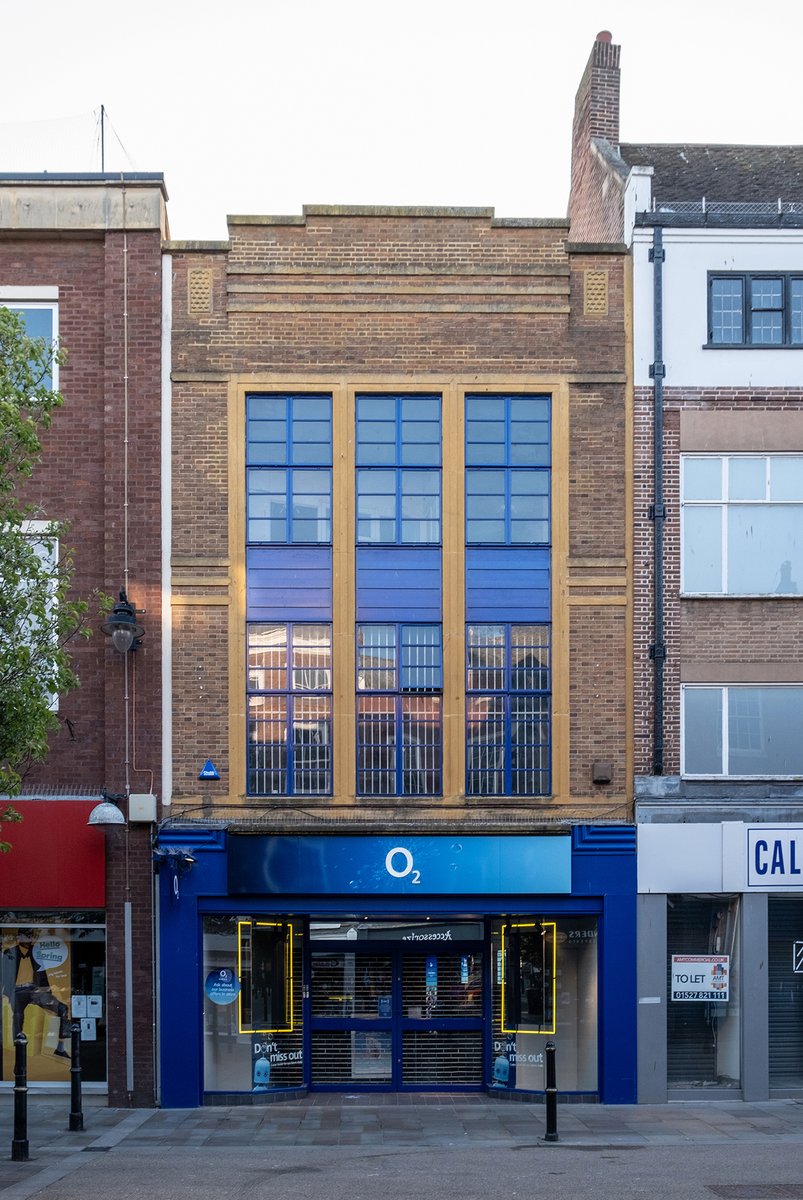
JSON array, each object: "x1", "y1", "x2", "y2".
[
  {"x1": 544, "y1": 1040, "x2": 559, "y2": 1142},
  {"x1": 11, "y1": 1032, "x2": 29, "y2": 1162},
  {"x1": 69, "y1": 1021, "x2": 83, "y2": 1132}
]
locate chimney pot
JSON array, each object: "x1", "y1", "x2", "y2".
[{"x1": 596, "y1": 30, "x2": 613, "y2": 42}]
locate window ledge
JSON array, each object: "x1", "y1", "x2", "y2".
[
  {"x1": 680, "y1": 592, "x2": 803, "y2": 600},
  {"x1": 703, "y1": 342, "x2": 803, "y2": 350}
]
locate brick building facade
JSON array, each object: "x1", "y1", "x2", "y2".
[
  {"x1": 0, "y1": 176, "x2": 167, "y2": 1105},
  {"x1": 570, "y1": 33, "x2": 803, "y2": 1100},
  {"x1": 156, "y1": 197, "x2": 637, "y2": 1103}
]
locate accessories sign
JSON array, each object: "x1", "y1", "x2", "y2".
[{"x1": 671, "y1": 955, "x2": 729, "y2": 1002}]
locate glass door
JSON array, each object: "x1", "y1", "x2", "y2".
[{"x1": 308, "y1": 923, "x2": 485, "y2": 1090}]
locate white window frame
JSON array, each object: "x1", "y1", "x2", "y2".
[
  {"x1": 681, "y1": 453, "x2": 803, "y2": 596},
  {"x1": 681, "y1": 683, "x2": 803, "y2": 779},
  {"x1": 21, "y1": 519, "x2": 61, "y2": 712},
  {"x1": 1, "y1": 289, "x2": 60, "y2": 391}
]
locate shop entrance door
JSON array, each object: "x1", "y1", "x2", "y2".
[{"x1": 309, "y1": 936, "x2": 484, "y2": 1090}]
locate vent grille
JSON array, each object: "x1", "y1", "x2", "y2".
[
  {"x1": 188, "y1": 268, "x2": 213, "y2": 315},
  {"x1": 584, "y1": 270, "x2": 608, "y2": 316}
]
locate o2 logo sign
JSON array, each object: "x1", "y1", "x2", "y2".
[{"x1": 385, "y1": 845, "x2": 421, "y2": 885}]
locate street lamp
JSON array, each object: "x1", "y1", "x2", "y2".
[{"x1": 101, "y1": 590, "x2": 145, "y2": 654}]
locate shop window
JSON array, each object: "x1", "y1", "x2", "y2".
[
  {"x1": 681, "y1": 454, "x2": 803, "y2": 595},
  {"x1": 465, "y1": 394, "x2": 550, "y2": 544},
  {"x1": 247, "y1": 623, "x2": 332, "y2": 796},
  {"x1": 0, "y1": 916, "x2": 106, "y2": 1085},
  {"x1": 768, "y1": 896, "x2": 803, "y2": 1087},
  {"x1": 202, "y1": 915, "x2": 303, "y2": 1094},
  {"x1": 490, "y1": 916, "x2": 598, "y2": 1094},
  {"x1": 667, "y1": 895, "x2": 740, "y2": 1089},
  {"x1": 246, "y1": 394, "x2": 332, "y2": 543},
  {"x1": 356, "y1": 623, "x2": 442, "y2": 796},
  {"x1": 356, "y1": 394, "x2": 441, "y2": 544},
  {"x1": 466, "y1": 623, "x2": 550, "y2": 796}
]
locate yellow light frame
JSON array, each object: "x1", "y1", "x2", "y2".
[
  {"x1": 500, "y1": 920, "x2": 557, "y2": 1036},
  {"x1": 237, "y1": 919, "x2": 295, "y2": 1034}
]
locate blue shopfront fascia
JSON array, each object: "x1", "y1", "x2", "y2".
[
  {"x1": 156, "y1": 828, "x2": 637, "y2": 1106},
  {"x1": 227, "y1": 834, "x2": 572, "y2": 896}
]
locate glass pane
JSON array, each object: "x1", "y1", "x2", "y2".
[
  {"x1": 357, "y1": 625, "x2": 397, "y2": 691},
  {"x1": 401, "y1": 397, "x2": 439, "y2": 420},
  {"x1": 467, "y1": 469, "x2": 505, "y2": 495},
  {"x1": 711, "y1": 278, "x2": 743, "y2": 343},
  {"x1": 311, "y1": 952, "x2": 393, "y2": 1019},
  {"x1": 401, "y1": 696, "x2": 441, "y2": 794},
  {"x1": 293, "y1": 396, "x2": 331, "y2": 420},
  {"x1": 751, "y1": 277, "x2": 782, "y2": 308},
  {"x1": 770, "y1": 457, "x2": 803, "y2": 501},
  {"x1": 466, "y1": 695, "x2": 505, "y2": 795},
  {"x1": 510, "y1": 440, "x2": 549, "y2": 467},
  {"x1": 751, "y1": 311, "x2": 783, "y2": 344},
  {"x1": 728, "y1": 457, "x2": 765, "y2": 500},
  {"x1": 511, "y1": 625, "x2": 550, "y2": 691},
  {"x1": 510, "y1": 397, "x2": 549, "y2": 421},
  {"x1": 467, "y1": 494, "x2": 505, "y2": 519},
  {"x1": 791, "y1": 280, "x2": 803, "y2": 344},
  {"x1": 357, "y1": 442, "x2": 396, "y2": 466},
  {"x1": 402, "y1": 442, "x2": 440, "y2": 466},
  {"x1": 682, "y1": 505, "x2": 723, "y2": 593},
  {"x1": 510, "y1": 520, "x2": 549, "y2": 544},
  {"x1": 249, "y1": 396, "x2": 285, "y2": 419},
  {"x1": 248, "y1": 696, "x2": 287, "y2": 795},
  {"x1": 467, "y1": 519, "x2": 505, "y2": 542},
  {"x1": 292, "y1": 696, "x2": 331, "y2": 793},
  {"x1": 357, "y1": 395, "x2": 395, "y2": 419},
  {"x1": 292, "y1": 625, "x2": 331, "y2": 691},
  {"x1": 248, "y1": 624, "x2": 287, "y2": 690},
  {"x1": 683, "y1": 458, "x2": 722, "y2": 501},
  {"x1": 728, "y1": 505, "x2": 802, "y2": 595},
  {"x1": 683, "y1": 688, "x2": 723, "y2": 774},
  {"x1": 467, "y1": 625, "x2": 505, "y2": 690},
  {"x1": 511, "y1": 470, "x2": 549, "y2": 495},
  {"x1": 511, "y1": 694, "x2": 550, "y2": 795},
  {"x1": 728, "y1": 687, "x2": 803, "y2": 776},
  {"x1": 465, "y1": 440, "x2": 505, "y2": 466},
  {"x1": 358, "y1": 470, "x2": 395, "y2": 494},
  {"x1": 400, "y1": 625, "x2": 442, "y2": 689},
  {"x1": 357, "y1": 696, "x2": 396, "y2": 795},
  {"x1": 466, "y1": 396, "x2": 505, "y2": 419}
]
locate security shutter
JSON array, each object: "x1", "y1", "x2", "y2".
[{"x1": 768, "y1": 896, "x2": 803, "y2": 1087}]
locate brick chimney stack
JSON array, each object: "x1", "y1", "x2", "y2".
[{"x1": 568, "y1": 31, "x2": 623, "y2": 242}]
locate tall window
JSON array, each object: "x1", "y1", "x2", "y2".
[
  {"x1": 247, "y1": 623, "x2": 332, "y2": 795},
  {"x1": 466, "y1": 624, "x2": 550, "y2": 796},
  {"x1": 246, "y1": 394, "x2": 332, "y2": 543},
  {"x1": 356, "y1": 623, "x2": 442, "y2": 796},
  {"x1": 356, "y1": 394, "x2": 441, "y2": 543},
  {"x1": 683, "y1": 685, "x2": 803, "y2": 778},
  {"x1": 709, "y1": 274, "x2": 803, "y2": 346},
  {"x1": 682, "y1": 455, "x2": 803, "y2": 595},
  {"x1": 465, "y1": 395, "x2": 549, "y2": 544}
]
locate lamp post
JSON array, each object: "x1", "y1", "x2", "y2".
[{"x1": 93, "y1": 591, "x2": 146, "y2": 1103}]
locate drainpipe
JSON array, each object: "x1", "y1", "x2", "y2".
[{"x1": 649, "y1": 225, "x2": 666, "y2": 775}]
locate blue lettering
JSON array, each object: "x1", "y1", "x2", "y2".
[
  {"x1": 771, "y1": 841, "x2": 785, "y2": 875},
  {"x1": 791, "y1": 840, "x2": 802, "y2": 876},
  {"x1": 754, "y1": 840, "x2": 769, "y2": 875}
]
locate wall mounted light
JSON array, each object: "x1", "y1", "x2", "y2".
[
  {"x1": 87, "y1": 789, "x2": 126, "y2": 827},
  {"x1": 101, "y1": 590, "x2": 145, "y2": 654}
]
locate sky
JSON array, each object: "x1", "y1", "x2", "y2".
[{"x1": 1, "y1": 0, "x2": 801, "y2": 241}]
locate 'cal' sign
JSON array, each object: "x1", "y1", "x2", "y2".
[{"x1": 748, "y1": 827, "x2": 803, "y2": 888}]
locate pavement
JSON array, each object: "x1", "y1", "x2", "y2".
[{"x1": 2, "y1": 1094, "x2": 803, "y2": 1200}]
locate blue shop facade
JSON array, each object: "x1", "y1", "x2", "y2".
[{"x1": 156, "y1": 827, "x2": 636, "y2": 1105}]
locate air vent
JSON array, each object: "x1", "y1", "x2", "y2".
[
  {"x1": 584, "y1": 270, "x2": 608, "y2": 316},
  {"x1": 188, "y1": 268, "x2": 213, "y2": 315}
]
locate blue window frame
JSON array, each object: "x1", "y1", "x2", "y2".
[
  {"x1": 246, "y1": 394, "x2": 332, "y2": 542},
  {"x1": 465, "y1": 395, "x2": 550, "y2": 544},
  {"x1": 356, "y1": 395, "x2": 441, "y2": 544},
  {"x1": 356, "y1": 623, "x2": 442, "y2": 796},
  {"x1": 247, "y1": 623, "x2": 332, "y2": 796},
  {"x1": 466, "y1": 623, "x2": 550, "y2": 796}
]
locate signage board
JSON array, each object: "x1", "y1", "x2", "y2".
[
  {"x1": 228, "y1": 835, "x2": 572, "y2": 896},
  {"x1": 670, "y1": 954, "x2": 729, "y2": 1002},
  {"x1": 747, "y1": 828, "x2": 803, "y2": 888}
]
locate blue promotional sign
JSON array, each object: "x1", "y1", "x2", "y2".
[
  {"x1": 199, "y1": 759, "x2": 220, "y2": 781},
  {"x1": 228, "y1": 835, "x2": 571, "y2": 895},
  {"x1": 204, "y1": 968, "x2": 240, "y2": 1005}
]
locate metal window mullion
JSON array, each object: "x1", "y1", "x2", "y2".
[
  {"x1": 396, "y1": 693, "x2": 404, "y2": 797},
  {"x1": 722, "y1": 686, "x2": 730, "y2": 776}
]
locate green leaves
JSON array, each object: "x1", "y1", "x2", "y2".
[{"x1": 0, "y1": 306, "x2": 88, "y2": 826}]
